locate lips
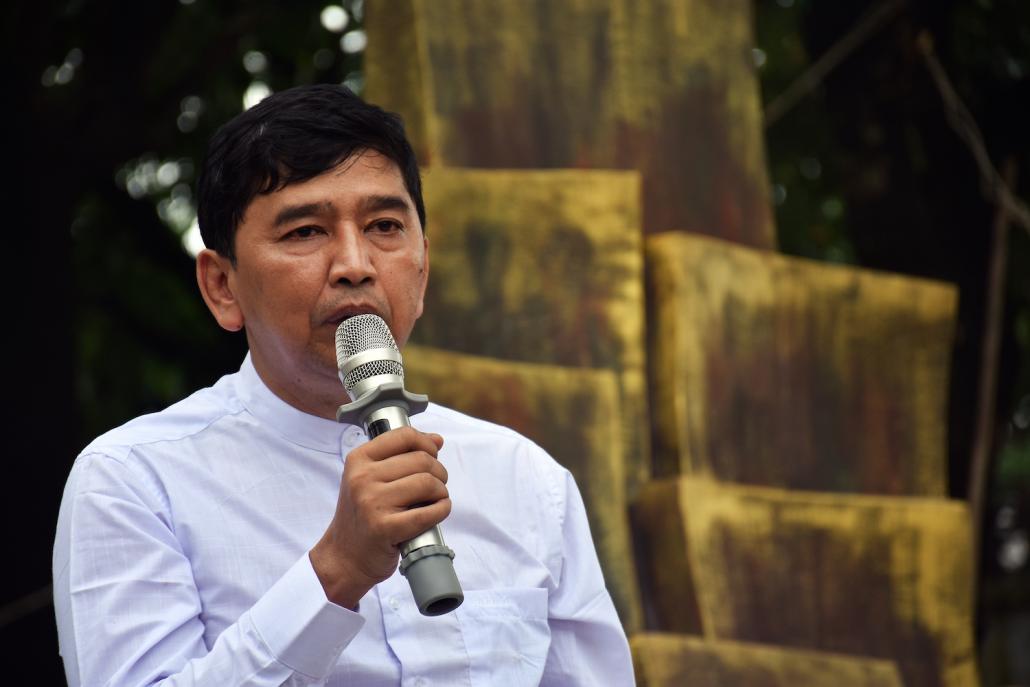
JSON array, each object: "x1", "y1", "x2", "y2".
[{"x1": 324, "y1": 303, "x2": 382, "y2": 326}]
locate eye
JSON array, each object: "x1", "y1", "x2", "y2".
[
  {"x1": 285, "y1": 225, "x2": 324, "y2": 240},
  {"x1": 368, "y1": 219, "x2": 403, "y2": 234}
]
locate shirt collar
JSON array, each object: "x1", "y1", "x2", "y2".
[{"x1": 236, "y1": 352, "x2": 357, "y2": 455}]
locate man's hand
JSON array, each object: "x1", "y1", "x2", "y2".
[{"x1": 309, "y1": 427, "x2": 449, "y2": 609}]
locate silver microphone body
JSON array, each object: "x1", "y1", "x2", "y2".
[{"x1": 334, "y1": 315, "x2": 463, "y2": 616}]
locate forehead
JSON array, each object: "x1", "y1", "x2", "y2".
[{"x1": 244, "y1": 151, "x2": 414, "y2": 224}]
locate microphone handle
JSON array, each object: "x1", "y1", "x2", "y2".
[{"x1": 362, "y1": 404, "x2": 464, "y2": 616}]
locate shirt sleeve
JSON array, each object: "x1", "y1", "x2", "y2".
[
  {"x1": 540, "y1": 469, "x2": 635, "y2": 686},
  {"x1": 52, "y1": 452, "x2": 365, "y2": 687}
]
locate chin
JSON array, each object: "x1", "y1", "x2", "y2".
[{"x1": 299, "y1": 346, "x2": 341, "y2": 378}]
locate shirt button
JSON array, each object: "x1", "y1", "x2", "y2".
[
  {"x1": 413, "y1": 678, "x2": 427, "y2": 687},
  {"x1": 342, "y1": 427, "x2": 364, "y2": 448},
  {"x1": 388, "y1": 596, "x2": 401, "y2": 611}
]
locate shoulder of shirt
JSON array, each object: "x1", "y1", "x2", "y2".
[
  {"x1": 77, "y1": 371, "x2": 244, "y2": 462},
  {"x1": 420, "y1": 403, "x2": 568, "y2": 472},
  {"x1": 421, "y1": 401, "x2": 533, "y2": 443}
]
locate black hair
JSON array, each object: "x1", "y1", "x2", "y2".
[{"x1": 197, "y1": 84, "x2": 425, "y2": 263}]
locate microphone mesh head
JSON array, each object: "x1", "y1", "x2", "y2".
[{"x1": 335, "y1": 314, "x2": 404, "y2": 393}]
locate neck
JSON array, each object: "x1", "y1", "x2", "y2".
[{"x1": 248, "y1": 351, "x2": 347, "y2": 421}]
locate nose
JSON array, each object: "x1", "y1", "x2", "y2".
[{"x1": 328, "y1": 227, "x2": 376, "y2": 286}]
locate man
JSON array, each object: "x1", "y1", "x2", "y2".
[{"x1": 53, "y1": 84, "x2": 634, "y2": 686}]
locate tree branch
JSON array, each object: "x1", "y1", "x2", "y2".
[
  {"x1": 763, "y1": 0, "x2": 906, "y2": 128},
  {"x1": 917, "y1": 32, "x2": 1030, "y2": 237}
]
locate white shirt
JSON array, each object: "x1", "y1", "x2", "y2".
[{"x1": 53, "y1": 355, "x2": 633, "y2": 686}]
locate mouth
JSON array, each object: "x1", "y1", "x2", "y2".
[{"x1": 325, "y1": 304, "x2": 382, "y2": 327}]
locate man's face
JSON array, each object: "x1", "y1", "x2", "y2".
[{"x1": 203, "y1": 150, "x2": 428, "y2": 416}]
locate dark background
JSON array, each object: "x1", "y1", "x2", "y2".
[{"x1": 4, "y1": 0, "x2": 1028, "y2": 683}]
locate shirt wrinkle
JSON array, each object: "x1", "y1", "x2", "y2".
[{"x1": 82, "y1": 398, "x2": 246, "y2": 458}]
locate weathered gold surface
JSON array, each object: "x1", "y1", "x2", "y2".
[
  {"x1": 365, "y1": 0, "x2": 774, "y2": 245},
  {"x1": 630, "y1": 480, "x2": 703, "y2": 635},
  {"x1": 634, "y1": 478, "x2": 978, "y2": 687},
  {"x1": 631, "y1": 634, "x2": 903, "y2": 687},
  {"x1": 414, "y1": 168, "x2": 650, "y2": 498},
  {"x1": 402, "y1": 343, "x2": 643, "y2": 631},
  {"x1": 648, "y1": 232, "x2": 957, "y2": 495}
]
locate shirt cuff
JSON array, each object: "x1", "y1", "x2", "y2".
[{"x1": 248, "y1": 553, "x2": 366, "y2": 680}]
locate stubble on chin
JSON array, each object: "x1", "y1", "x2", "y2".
[{"x1": 299, "y1": 346, "x2": 351, "y2": 415}]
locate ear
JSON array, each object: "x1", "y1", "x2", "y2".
[
  {"x1": 196, "y1": 249, "x2": 244, "y2": 332},
  {"x1": 414, "y1": 234, "x2": 429, "y2": 319}
]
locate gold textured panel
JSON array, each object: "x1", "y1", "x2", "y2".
[
  {"x1": 631, "y1": 634, "x2": 903, "y2": 687},
  {"x1": 648, "y1": 232, "x2": 957, "y2": 495},
  {"x1": 365, "y1": 0, "x2": 774, "y2": 245},
  {"x1": 413, "y1": 168, "x2": 650, "y2": 498},
  {"x1": 402, "y1": 343, "x2": 642, "y2": 631},
  {"x1": 634, "y1": 478, "x2": 978, "y2": 687},
  {"x1": 630, "y1": 480, "x2": 703, "y2": 635}
]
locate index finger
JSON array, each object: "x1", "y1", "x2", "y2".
[{"x1": 360, "y1": 426, "x2": 443, "y2": 462}]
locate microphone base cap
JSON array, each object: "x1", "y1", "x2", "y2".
[{"x1": 400, "y1": 546, "x2": 463, "y2": 616}]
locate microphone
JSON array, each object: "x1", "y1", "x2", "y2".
[{"x1": 334, "y1": 314, "x2": 463, "y2": 616}]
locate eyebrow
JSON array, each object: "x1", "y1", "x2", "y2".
[
  {"x1": 271, "y1": 195, "x2": 413, "y2": 228},
  {"x1": 272, "y1": 202, "x2": 331, "y2": 228},
  {"x1": 361, "y1": 194, "x2": 413, "y2": 215}
]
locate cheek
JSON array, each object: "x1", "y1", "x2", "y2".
[
  {"x1": 238, "y1": 264, "x2": 320, "y2": 324},
  {"x1": 400, "y1": 256, "x2": 428, "y2": 299}
]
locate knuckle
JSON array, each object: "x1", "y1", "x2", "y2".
[
  {"x1": 355, "y1": 488, "x2": 379, "y2": 513},
  {"x1": 414, "y1": 507, "x2": 437, "y2": 531},
  {"x1": 352, "y1": 473, "x2": 376, "y2": 494},
  {"x1": 355, "y1": 494, "x2": 373, "y2": 514},
  {"x1": 347, "y1": 458, "x2": 375, "y2": 479},
  {"x1": 347, "y1": 469, "x2": 368, "y2": 489},
  {"x1": 419, "y1": 472, "x2": 439, "y2": 493},
  {"x1": 348, "y1": 446, "x2": 370, "y2": 463}
]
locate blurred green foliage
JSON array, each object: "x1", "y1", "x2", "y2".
[
  {"x1": 54, "y1": 1, "x2": 369, "y2": 444},
  {"x1": 754, "y1": 1, "x2": 857, "y2": 265}
]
